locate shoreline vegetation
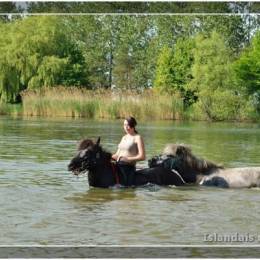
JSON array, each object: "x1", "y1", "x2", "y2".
[
  {"x1": 0, "y1": 87, "x2": 258, "y2": 122},
  {"x1": 0, "y1": 12, "x2": 259, "y2": 122}
]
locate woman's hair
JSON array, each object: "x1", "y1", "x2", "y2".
[{"x1": 125, "y1": 116, "x2": 138, "y2": 133}]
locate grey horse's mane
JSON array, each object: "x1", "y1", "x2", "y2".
[{"x1": 163, "y1": 143, "x2": 223, "y2": 173}]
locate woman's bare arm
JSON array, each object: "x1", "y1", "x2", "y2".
[{"x1": 111, "y1": 149, "x2": 119, "y2": 161}]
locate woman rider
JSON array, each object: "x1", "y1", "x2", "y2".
[{"x1": 112, "y1": 116, "x2": 146, "y2": 186}]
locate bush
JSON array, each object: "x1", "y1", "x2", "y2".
[{"x1": 190, "y1": 89, "x2": 247, "y2": 121}]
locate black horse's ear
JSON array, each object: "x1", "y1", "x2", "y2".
[{"x1": 96, "y1": 137, "x2": 101, "y2": 146}]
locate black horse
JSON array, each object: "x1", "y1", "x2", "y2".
[{"x1": 68, "y1": 138, "x2": 185, "y2": 188}]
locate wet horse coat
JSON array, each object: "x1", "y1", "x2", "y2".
[{"x1": 68, "y1": 138, "x2": 186, "y2": 188}]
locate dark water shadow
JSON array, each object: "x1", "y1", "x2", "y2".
[{"x1": 66, "y1": 186, "x2": 137, "y2": 204}]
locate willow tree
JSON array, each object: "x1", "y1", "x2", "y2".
[
  {"x1": 0, "y1": 21, "x2": 20, "y2": 103},
  {"x1": 0, "y1": 16, "x2": 88, "y2": 103}
]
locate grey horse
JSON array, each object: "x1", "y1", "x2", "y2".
[{"x1": 150, "y1": 144, "x2": 260, "y2": 188}]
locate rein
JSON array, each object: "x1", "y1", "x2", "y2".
[
  {"x1": 151, "y1": 155, "x2": 186, "y2": 184},
  {"x1": 171, "y1": 169, "x2": 186, "y2": 184},
  {"x1": 169, "y1": 158, "x2": 186, "y2": 184},
  {"x1": 111, "y1": 161, "x2": 120, "y2": 185}
]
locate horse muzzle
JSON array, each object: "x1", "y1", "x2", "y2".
[
  {"x1": 68, "y1": 162, "x2": 75, "y2": 172},
  {"x1": 68, "y1": 161, "x2": 90, "y2": 175}
]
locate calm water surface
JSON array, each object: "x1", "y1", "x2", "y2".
[{"x1": 0, "y1": 116, "x2": 260, "y2": 246}]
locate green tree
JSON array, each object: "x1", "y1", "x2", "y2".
[
  {"x1": 234, "y1": 31, "x2": 260, "y2": 112},
  {"x1": 113, "y1": 16, "x2": 155, "y2": 90},
  {"x1": 153, "y1": 16, "x2": 197, "y2": 48},
  {"x1": 153, "y1": 46, "x2": 174, "y2": 93},
  {"x1": 199, "y1": 15, "x2": 247, "y2": 54},
  {"x1": 89, "y1": 16, "x2": 120, "y2": 89},
  {"x1": 171, "y1": 37, "x2": 195, "y2": 105},
  {"x1": 66, "y1": 16, "x2": 120, "y2": 89},
  {"x1": 0, "y1": 16, "x2": 88, "y2": 102},
  {"x1": 189, "y1": 31, "x2": 235, "y2": 93},
  {"x1": 188, "y1": 31, "x2": 238, "y2": 120},
  {"x1": 154, "y1": 37, "x2": 195, "y2": 105}
]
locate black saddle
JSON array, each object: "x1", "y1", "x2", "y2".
[{"x1": 148, "y1": 154, "x2": 180, "y2": 170}]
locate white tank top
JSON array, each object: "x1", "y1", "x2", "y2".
[{"x1": 118, "y1": 135, "x2": 138, "y2": 161}]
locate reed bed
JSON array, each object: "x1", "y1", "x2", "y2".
[
  {"x1": 21, "y1": 87, "x2": 185, "y2": 120},
  {"x1": 0, "y1": 103, "x2": 23, "y2": 116}
]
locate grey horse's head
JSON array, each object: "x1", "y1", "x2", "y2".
[
  {"x1": 163, "y1": 143, "x2": 191, "y2": 157},
  {"x1": 163, "y1": 143, "x2": 222, "y2": 174}
]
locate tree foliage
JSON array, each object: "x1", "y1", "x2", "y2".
[
  {"x1": 0, "y1": 16, "x2": 87, "y2": 102},
  {"x1": 234, "y1": 31, "x2": 260, "y2": 95},
  {"x1": 189, "y1": 31, "x2": 235, "y2": 93},
  {"x1": 113, "y1": 16, "x2": 155, "y2": 90},
  {"x1": 187, "y1": 31, "x2": 239, "y2": 120},
  {"x1": 234, "y1": 31, "x2": 260, "y2": 112},
  {"x1": 198, "y1": 15, "x2": 247, "y2": 54},
  {"x1": 154, "y1": 37, "x2": 195, "y2": 105},
  {"x1": 154, "y1": 46, "x2": 174, "y2": 93},
  {"x1": 0, "y1": 13, "x2": 259, "y2": 120}
]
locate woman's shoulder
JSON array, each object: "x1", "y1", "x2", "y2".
[{"x1": 134, "y1": 134, "x2": 143, "y2": 140}]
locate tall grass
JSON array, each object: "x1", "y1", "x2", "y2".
[
  {"x1": 0, "y1": 103, "x2": 23, "y2": 116},
  {"x1": 21, "y1": 87, "x2": 185, "y2": 120},
  {"x1": 1, "y1": 87, "x2": 258, "y2": 121}
]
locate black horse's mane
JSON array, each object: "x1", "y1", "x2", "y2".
[
  {"x1": 77, "y1": 139, "x2": 95, "y2": 151},
  {"x1": 78, "y1": 138, "x2": 112, "y2": 161}
]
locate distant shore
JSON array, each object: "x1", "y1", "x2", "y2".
[{"x1": 0, "y1": 87, "x2": 259, "y2": 122}]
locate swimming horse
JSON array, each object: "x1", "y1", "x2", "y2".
[
  {"x1": 68, "y1": 138, "x2": 186, "y2": 188},
  {"x1": 149, "y1": 144, "x2": 260, "y2": 188}
]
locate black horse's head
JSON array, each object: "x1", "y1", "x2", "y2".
[{"x1": 68, "y1": 137, "x2": 103, "y2": 175}]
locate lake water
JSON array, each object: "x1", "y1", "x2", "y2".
[{"x1": 0, "y1": 116, "x2": 260, "y2": 251}]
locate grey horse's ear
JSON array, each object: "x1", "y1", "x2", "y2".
[
  {"x1": 96, "y1": 137, "x2": 101, "y2": 146},
  {"x1": 176, "y1": 145, "x2": 191, "y2": 157}
]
